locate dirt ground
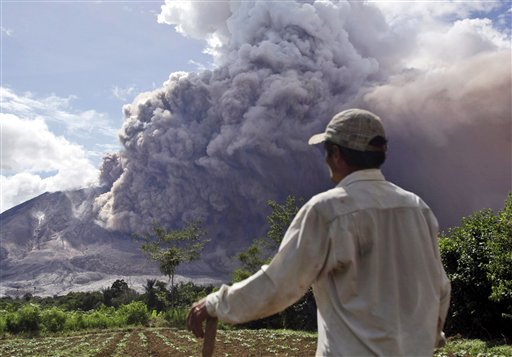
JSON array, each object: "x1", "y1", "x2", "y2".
[{"x1": 0, "y1": 327, "x2": 318, "y2": 356}]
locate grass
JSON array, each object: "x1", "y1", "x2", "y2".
[{"x1": 435, "y1": 336, "x2": 512, "y2": 357}]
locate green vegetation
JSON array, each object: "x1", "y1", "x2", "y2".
[
  {"x1": 435, "y1": 337, "x2": 512, "y2": 356},
  {"x1": 440, "y1": 193, "x2": 512, "y2": 339},
  {"x1": 0, "y1": 279, "x2": 214, "y2": 337},
  {"x1": 232, "y1": 196, "x2": 317, "y2": 331},
  {"x1": 138, "y1": 221, "x2": 209, "y2": 290},
  {"x1": 233, "y1": 196, "x2": 304, "y2": 282},
  {"x1": 0, "y1": 327, "x2": 509, "y2": 356}
]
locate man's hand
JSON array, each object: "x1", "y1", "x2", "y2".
[
  {"x1": 187, "y1": 298, "x2": 218, "y2": 357},
  {"x1": 187, "y1": 298, "x2": 212, "y2": 338}
]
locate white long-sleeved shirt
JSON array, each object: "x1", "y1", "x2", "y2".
[{"x1": 206, "y1": 169, "x2": 451, "y2": 356}]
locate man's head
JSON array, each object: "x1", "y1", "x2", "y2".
[{"x1": 308, "y1": 109, "x2": 388, "y2": 183}]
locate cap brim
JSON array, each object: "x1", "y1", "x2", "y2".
[{"x1": 308, "y1": 133, "x2": 327, "y2": 145}]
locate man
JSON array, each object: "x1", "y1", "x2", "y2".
[{"x1": 188, "y1": 108, "x2": 451, "y2": 356}]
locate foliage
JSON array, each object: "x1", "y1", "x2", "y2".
[
  {"x1": 232, "y1": 196, "x2": 317, "y2": 331},
  {"x1": 139, "y1": 221, "x2": 209, "y2": 292},
  {"x1": 102, "y1": 279, "x2": 139, "y2": 308},
  {"x1": 162, "y1": 307, "x2": 189, "y2": 329},
  {"x1": 440, "y1": 193, "x2": 512, "y2": 339},
  {"x1": 434, "y1": 336, "x2": 512, "y2": 356},
  {"x1": 6, "y1": 304, "x2": 41, "y2": 335},
  {"x1": 41, "y1": 307, "x2": 67, "y2": 332},
  {"x1": 63, "y1": 305, "x2": 123, "y2": 331},
  {"x1": 0, "y1": 326, "x2": 509, "y2": 356},
  {"x1": 266, "y1": 197, "x2": 305, "y2": 246},
  {"x1": 118, "y1": 301, "x2": 149, "y2": 326},
  {"x1": 0, "y1": 280, "x2": 218, "y2": 335},
  {"x1": 169, "y1": 281, "x2": 215, "y2": 308},
  {"x1": 233, "y1": 196, "x2": 304, "y2": 282},
  {"x1": 83, "y1": 310, "x2": 111, "y2": 329},
  {"x1": 0, "y1": 311, "x2": 6, "y2": 334},
  {"x1": 144, "y1": 279, "x2": 168, "y2": 313},
  {"x1": 280, "y1": 289, "x2": 317, "y2": 331}
]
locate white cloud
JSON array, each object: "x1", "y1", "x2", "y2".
[
  {"x1": 1, "y1": 87, "x2": 117, "y2": 139},
  {"x1": 368, "y1": 1, "x2": 510, "y2": 71},
  {"x1": 1, "y1": 26, "x2": 13, "y2": 37},
  {"x1": 0, "y1": 114, "x2": 99, "y2": 213},
  {"x1": 408, "y1": 17, "x2": 509, "y2": 69},
  {"x1": 372, "y1": 1, "x2": 501, "y2": 23},
  {"x1": 112, "y1": 85, "x2": 137, "y2": 102},
  {"x1": 158, "y1": 0, "x2": 232, "y2": 60}
]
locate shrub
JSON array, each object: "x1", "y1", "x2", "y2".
[
  {"x1": 41, "y1": 307, "x2": 67, "y2": 332},
  {"x1": 163, "y1": 307, "x2": 188, "y2": 328},
  {"x1": 440, "y1": 193, "x2": 512, "y2": 339},
  {"x1": 83, "y1": 310, "x2": 111, "y2": 329},
  {"x1": 0, "y1": 311, "x2": 6, "y2": 334},
  {"x1": 281, "y1": 289, "x2": 317, "y2": 331},
  {"x1": 103, "y1": 280, "x2": 139, "y2": 308},
  {"x1": 64, "y1": 311, "x2": 84, "y2": 331},
  {"x1": 6, "y1": 304, "x2": 41, "y2": 335},
  {"x1": 59, "y1": 291, "x2": 104, "y2": 311},
  {"x1": 119, "y1": 301, "x2": 149, "y2": 326}
]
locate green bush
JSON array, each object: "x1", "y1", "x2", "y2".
[
  {"x1": 60, "y1": 291, "x2": 104, "y2": 311},
  {"x1": 64, "y1": 311, "x2": 86, "y2": 331},
  {"x1": 440, "y1": 193, "x2": 512, "y2": 339},
  {"x1": 163, "y1": 307, "x2": 188, "y2": 328},
  {"x1": 0, "y1": 313, "x2": 5, "y2": 334},
  {"x1": 5, "y1": 311, "x2": 20, "y2": 334},
  {"x1": 83, "y1": 310, "x2": 111, "y2": 329},
  {"x1": 6, "y1": 304, "x2": 41, "y2": 335},
  {"x1": 41, "y1": 307, "x2": 67, "y2": 332},
  {"x1": 119, "y1": 301, "x2": 149, "y2": 326}
]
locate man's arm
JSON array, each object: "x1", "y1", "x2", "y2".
[{"x1": 187, "y1": 201, "x2": 330, "y2": 336}]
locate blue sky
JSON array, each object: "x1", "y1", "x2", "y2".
[{"x1": 1, "y1": 1, "x2": 212, "y2": 211}]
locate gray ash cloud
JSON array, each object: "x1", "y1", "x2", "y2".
[{"x1": 94, "y1": 1, "x2": 510, "y2": 248}]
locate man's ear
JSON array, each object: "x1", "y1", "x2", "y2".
[{"x1": 332, "y1": 145, "x2": 343, "y2": 161}]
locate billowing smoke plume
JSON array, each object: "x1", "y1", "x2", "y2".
[
  {"x1": 95, "y1": 1, "x2": 510, "y2": 252},
  {"x1": 359, "y1": 50, "x2": 511, "y2": 227}
]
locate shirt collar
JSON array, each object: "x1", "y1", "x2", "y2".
[{"x1": 336, "y1": 169, "x2": 385, "y2": 188}]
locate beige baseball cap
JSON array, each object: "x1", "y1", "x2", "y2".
[{"x1": 308, "y1": 108, "x2": 387, "y2": 152}]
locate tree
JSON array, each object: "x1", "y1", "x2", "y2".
[
  {"x1": 102, "y1": 279, "x2": 138, "y2": 308},
  {"x1": 440, "y1": 193, "x2": 512, "y2": 339},
  {"x1": 139, "y1": 221, "x2": 208, "y2": 294},
  {"x1": 233, "y1": 196, "x2": 304, "y2": 282},
  {"x1": 144, "y1": 279, "x2": 168, "y2": 312}
]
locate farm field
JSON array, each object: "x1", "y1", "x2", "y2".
[
  {"x1": 1, "y1": 327, "x2": 511, "y2": 357},
  {"x1": 0, "y1": 327, "x2": 317, "y2": 357}
]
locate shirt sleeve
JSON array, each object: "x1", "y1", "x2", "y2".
[{"x1": 205, "y1": 201, "x2": 330, "y2": 324}]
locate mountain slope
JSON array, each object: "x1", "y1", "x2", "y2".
[{"x1": 0, "y1": 189, "x2": 220, "y2": 297}]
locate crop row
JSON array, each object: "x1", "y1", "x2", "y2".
[{"x1": 0, "y1": 327, "x2": 318, "y2": 356}]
